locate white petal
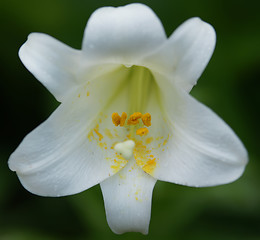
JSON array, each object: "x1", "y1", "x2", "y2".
[
  {"x1": 152, "y1": 77, "x2": 248, "y2": 187},
  {"x1": 19, "y1": 33, "x2": 82, "y2": 102},
  {"x1": 8, "y1": 65, "x2": 131, "y2": 196},
  {"x1": 144, "y1": 17, "x2": 216, "y2": 92},
  {"x1": 82, "y1": 3, "x2": 166, "y2": 65},
  {"x1": 101, "y1": 159, "x2": 156, "y2": 234}
]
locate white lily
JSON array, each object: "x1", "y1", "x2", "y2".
[{"x1": 9, "y1": 3, "x2": 248, "y2": 234}]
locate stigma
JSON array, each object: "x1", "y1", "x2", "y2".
[{"x1": 114, "y1": 140, "x2": 135, "y2": 160}]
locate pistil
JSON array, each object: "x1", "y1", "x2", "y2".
[{"x1": 114, "y1": 140, "x2": 135, "y2": 160}]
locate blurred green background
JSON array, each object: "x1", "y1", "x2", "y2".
[{"x1": 0, "y1": 0, "x2": 259, "y2": 239}]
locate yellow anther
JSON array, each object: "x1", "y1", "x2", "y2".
[
  {"x1": 112, "y1": 112, "x2": 128, "y2": 127},
  {"x1": 120, "y1": 112, "x2": 127, "y2": 126},
  {"x1": 127, "y1": 112, "x2": 142, "y2": 125},
  {"x1": 136, "y1": 127, "x2": 149, "y2": 136},
  {"x1": 142, "y1": 113, "x2": 151, "y2": 127},
  {"x1": 112, "y1": 113, "x2": 121, "y2": 126}
]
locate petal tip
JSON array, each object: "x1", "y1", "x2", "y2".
[
  {"x1": 109, "y1": 225, "x2": 149, "y2": 235},
  {"x1": 18, "y1": 32, "x2": 44, "y2": 63},
  {"x1": 7, "y1": 157, "x2": 16, "y2": 172},
  {"x1": 186, "y1": 16, "x2": 216, "y2": 39}
]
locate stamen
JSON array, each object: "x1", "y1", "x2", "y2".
[
  {"x1": 112, "y1": 112, "x2": 128, "y2": 127},
  {"x1": 142, "y1": 113, "x2": 151, "y2": 127},
  {"x1": 127, "y1": 112, "x2": 142, "y2": 125},
  {"x1": 136, "y1": 127, "x2": 149, "y2": 136},
  {"x1": 112, "y1": 113, "x2": 121, "y2": 126},
  {"x1": 120, "y1": 112, "x2": 127, "y2": 126}
]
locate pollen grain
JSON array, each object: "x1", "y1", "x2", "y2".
[{"x1": 136, "y1": 127, "x2": 149, "y2": 136}]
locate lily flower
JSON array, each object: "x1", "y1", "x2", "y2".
[{"x1": 9, "y1": 3, "x2": 248, "y2": 234}]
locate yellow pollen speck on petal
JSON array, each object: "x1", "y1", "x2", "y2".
[
  {"x1": 110, "y1": 165, "x2": 119, "y2": 171},
  {"x1": 110, "y1": 158, "x2": 127, "y2": 173},
  {"x1": 126, "y1": 133, "x2": 132, "y2": 139},
  {"x1": 113, "y1": 129, "x2": 119, "y2": 137},
  {"x1": 112, "y1": 113, "x2": 121, "y2": 126},
  {"x1": 142, "y1": 113, "x2": 151, "y2": 127},
  {"x1": 98, "y1": 142, "x2": 104, "y2": 149},
  {"x1": 78, "y1": 93, "x2": 81, "y2": 98},
  {"x1": 94, "y1": 129, "x2": 103, "y2": 141},
  {"x1": 133, "y1": 139, "x2": 157, "y2": 175},
  {"x1": 127, "y1": 112, "x2": 142, "y2": 125},
  {"x1": 120, "y1": 112, "x2": 127, "y2": 126},
  {"x1": 119, "y1": 173, "x2": 126, "y2": 179},
  {"x1": 145, "y1": 137, "x2": 153, "y2": 144},
  {"x1": 87, "y1": 131, "x2": 94, "y2": 142},
  {"x1": 94, "y1": 124, "x2": 103, "y2": 141},
  {"x1": 115, "y1": 152, "x2": 126, "y2": 161},
  {"x1": 136, "y1": 127, "x2": 149, "y2": 136},
  {"x1": 142, "y1": 158, "x2": 156, "y2": 174},
  {"x1": 104, "y1": 129, "x2": 114, "y2": 139},
  {"x1": 163, "y1": 134, "x2": 170, "y2": 146},
  {"x1": 87, "y1": 91, "x2": 90, "y2": 96},
  {"x1": 110, "y1": 142, "x2": 117, "y2": 150}
]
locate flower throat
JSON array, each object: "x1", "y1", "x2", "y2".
[{"x1": 112, "y1": 66, "x2": 156, "y2": 138}]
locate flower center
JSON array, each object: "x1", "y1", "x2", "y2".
[
  {"x1": 107, "y1": 66, "x2": 159, "y2": 174},
  {"x1": 85, "y1": 65, "x2": 166, "y2": 176},
  {"x1": 112, "y1": 112, "x2": 151, "y2": 137},
  {"x1": 110, "y1": 111, "x2": 158, "y2": 173}
]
